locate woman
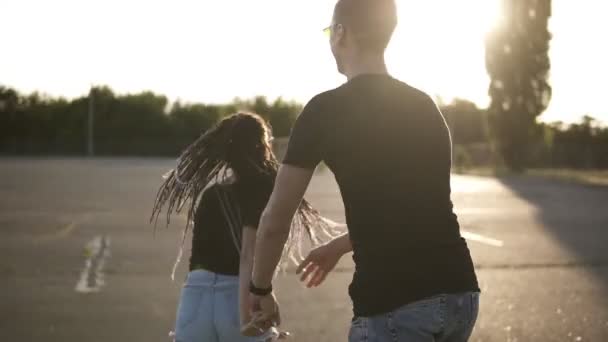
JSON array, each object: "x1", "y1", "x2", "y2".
[{"x1": 151, "y1": 112, "x2": 335, "y2": 342}]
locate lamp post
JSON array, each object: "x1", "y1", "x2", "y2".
[{"x1": 87, "y1": 87, "x2": 95, "y2": 156}]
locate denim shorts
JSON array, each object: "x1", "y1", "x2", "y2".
[
  {"x1": 349, "y1": 292, "x2": 480, "y2": 342},
  {"x1": 174, "y1": 269, "x2": 259, "y2": 342}
]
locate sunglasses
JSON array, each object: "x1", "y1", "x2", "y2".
[{"x1": 323, "y1": 23, "x2": 340, "y2": 37}]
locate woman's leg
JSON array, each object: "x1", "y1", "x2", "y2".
[{"x1": 174, "y1": 281, "x2": 218, "y2": 342}]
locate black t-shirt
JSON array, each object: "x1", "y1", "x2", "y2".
[
  {"x1": 189, "y1": 179, "x2": 272, "y2": 275},
  {"x1": 283, "y1": 74, "x2": 479, "y2": 316}
]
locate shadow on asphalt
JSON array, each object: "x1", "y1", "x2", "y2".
[{"x1": 498, "y1": 175, "x2": 608, "y2": 289}]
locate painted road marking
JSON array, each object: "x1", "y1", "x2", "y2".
[
  {"x1": 75, "y1": 235, "x2": 111, "y2": 293},
  {"x1": 56, "y1": 221, "x2": 77, "y2": 238},
  {"x1": 35, "y1": 221, "x2": 78, "y2": 243},
  {"x1": 461, "y1": 230, "x2": 504, "y2": 247},
  {"x1": 36, "y1": 214, "x2": 92, "y2": 242}
]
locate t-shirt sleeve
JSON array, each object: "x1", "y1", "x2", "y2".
[{"x1": 282, "y1": 95, "x2": 325, "y2": 169}]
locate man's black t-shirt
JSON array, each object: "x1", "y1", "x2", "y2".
[
  {"x1": 189, "y1": 180, "x2": 272, "y2": 275},
  {"x1": 283, "y1": 74, "x2": 479, "y2": 317}
]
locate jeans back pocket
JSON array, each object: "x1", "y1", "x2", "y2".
[
  {"x1": 348, "y1": 316, "x2": 369, "y2": 342},
  {"x1": 175, "y1": 285, "x2": 205, "y2": 331}
]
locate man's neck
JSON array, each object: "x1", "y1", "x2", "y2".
[{"x1": 343, "y1": 53, "x2": 388, "y2": 80}]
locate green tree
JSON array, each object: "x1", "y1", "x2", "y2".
[
  {"x1": 169, "y1": 102, "x2": 223, "y2": 152},
  {"x1": 230, "y1": 96, "x2": 301, "y2": 137},
  {"x1": 440, "y1": 99, "x2": 488, "y2": 144},
  {"x1": 95, "y1": 89, "x2": 170, "y2": 155},
  {"x1": 485, "y1": 0, "x2": 552, "y2": 171},
  {"x1": 267, "y1": 97, "x2": 301, "y2": 137},
  {"x1": 0, "y1": 86, "x2": 21, "y2": 153},
  {"x1": 548, "y1": 115, "x2": 608, "y2": 168}
]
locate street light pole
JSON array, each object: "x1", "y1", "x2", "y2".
[{"x1": 87, "y1": 87, "x2": 95, "y2": 156}]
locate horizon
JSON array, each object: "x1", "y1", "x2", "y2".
[{"x1": 1, "y1": 0, "x2": 606, "y2": 124}]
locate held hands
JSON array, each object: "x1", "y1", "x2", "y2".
[
  {"x1": 296, "y1": 240, "x2": 344, "y2": 288},
  {"x1": 242, "y1": 235, "x2": 348, "y2": 339},
  {"x1": 242, "y1": 292, "x2": 281, "y2": 337}
]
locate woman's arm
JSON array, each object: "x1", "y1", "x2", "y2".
[
  {"x1": 296, "y1": 232, "x2": 352, "y2": 287},
  {"x1": 239, "y1": 226, "x2": 257, "y2": 326}
]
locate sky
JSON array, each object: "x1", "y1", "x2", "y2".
[{"x1": 1, "y1": 0, "x2": 606, "y2": 124}]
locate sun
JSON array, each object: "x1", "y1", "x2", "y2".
[{"x1": 386, "y1": 0, "x2": 501, "y2": 107}]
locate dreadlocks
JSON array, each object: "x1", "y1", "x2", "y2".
[{"x1": 151, "y1": 112, "x2": 340, "y2": 278}]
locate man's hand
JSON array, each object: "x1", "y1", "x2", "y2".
[
  {"x1": 296, "y1": 239, "x2": 346, "y2": 288},
  {"x1": 243, "y1": 292, "x2": 281, "y2": 336}
]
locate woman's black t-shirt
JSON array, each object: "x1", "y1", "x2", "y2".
[{"x1": 189, "y1": 179, "x2": 273, "y2": 275}]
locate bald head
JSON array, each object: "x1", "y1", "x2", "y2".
[{"x1": 333, "y1": 0, "x2": 398, "y2": 54}]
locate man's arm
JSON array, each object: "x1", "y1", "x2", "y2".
[
  {"x1": 248, "y1": 94, "x2": 325, "y2": 324},
  {"x1": 251, "y1": 164, "x2": 315, "y2": 288}
]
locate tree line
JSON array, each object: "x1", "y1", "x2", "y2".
[
  {"x1": 440, "y1": 99, "x2": 608, "y2": 169},
  {"x1": 1, "y1": 84, "x2": 605, "y2": 168},
  {"x1": 0, "y1": 86, "x2": 301, "y2": 156}
]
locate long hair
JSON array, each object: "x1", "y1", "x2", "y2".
[{"x1": 151, "y1": 112, "x2": 339, "y2": 279}]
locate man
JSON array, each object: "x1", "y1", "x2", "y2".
[{"x1": 249, "y1": 0, "x2": 480, "y2": 341}]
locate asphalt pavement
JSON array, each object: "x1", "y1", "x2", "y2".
[{"x1": 1, "y1": 158, "x2": 607, "y2": 341}]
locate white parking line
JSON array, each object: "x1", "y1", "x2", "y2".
[
  {"x1": 461, "y1": 230, "x2": 504, "y2": 247},
  {"x1": 36, "y1": 214, "x2": 93, "y2": 243},
  {"x1": 75, "y1": 235, "x2": 111, "y2": 293}
]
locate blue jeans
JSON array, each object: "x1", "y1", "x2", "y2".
[
  {"x1": 174, "y1": 270, "x2": 258, "y2": 342},
  {"x1": 349, "y1": 292, "x2": 479, "y2": 342}
]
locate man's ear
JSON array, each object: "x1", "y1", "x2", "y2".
[{"x1": 334, "y1": 23, "x2": 346, "y2": 46}]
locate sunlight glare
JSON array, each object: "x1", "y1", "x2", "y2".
[{"x1": 387, "y1": 0, "x2": 501, "y2": 106}]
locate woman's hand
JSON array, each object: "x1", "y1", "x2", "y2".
[
  {"x1": 243, "y1": 292, "x2": 281, "y2": 337},
  {"x1": 296, "y1": 235, "x2": 350, "y2": 287}
]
